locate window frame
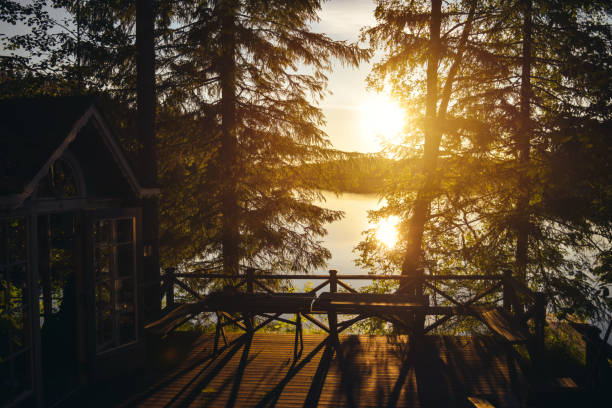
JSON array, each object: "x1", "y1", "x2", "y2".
[{"x1": 89, "y1": 209, "x2": 141, "y2": 356}]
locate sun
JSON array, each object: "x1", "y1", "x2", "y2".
[
  {"x1": 361, "y1": 93, "x2": 405, "y2": 146},
  {"x1": 374, "y1": 216, "x2": 400, "y2": 248}
]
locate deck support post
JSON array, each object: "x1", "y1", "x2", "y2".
[
  {"x1": 214, "y1": 311, "x2": 227, "y2": 353},
  {"x1": 533, "y1": 292, "x2": 546, "y2": 366},
  {"x1": 413, "y1": 268, "x2": 425, "y2": 343},
  {"x1": 294, "y1": 312, "x2": 303, "y2": 361},
  {"x1": 245, "y1": 268, "x2": 255, "y2": 333},
  {"x1": 327, "y1": 269, "x2": 343, "y2": 360}
]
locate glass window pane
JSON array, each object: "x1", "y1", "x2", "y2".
[
  {"x1": 8, "y1": 311, "x2": 26, "y2": 353},
  {"x1": 117, "y1": 279, "x2": 134, "y2": 313},
  {"x1": 0, "y1": 221, "x2": 7, "y2": 265},
  {"x1": 117, "y1": 245, "x2": 134, "y2": 278},
  {"x1": 95, "y1": 279, "x2": 113, "y2": 351},
  {"x1": 94, "y1": 217, "x2": 138, "y2": 352},
  {"x1": 94, "y1": 246, "x2": 110, "y2": 280},
  {"x1": 117, "y1": 278, "x2": 136, "y2": 344},
  {"x1": 117, "y1": 219, "x2": 133, "y2": 244},
  {"x1": 93, "y1": 221, "x2": 111, "y2": 244},
  {"x1": 7, "y1": 218, "x2": 26, "y2": 264},
  {"x1": 119, "y1": 312, "x2": 135, "y2": 344}
]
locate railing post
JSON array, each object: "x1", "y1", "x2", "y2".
[
  {"x1": 329, "y1": 269, "x2": 338, "y2": 293},
  {"x1": 502, "y1": 269, "x2": 512, "y2": 312},
  {"x1": 328, "y1": 269, "x2": 342, "y2": 358},
  {"x1": 166, "y1": 267, "x2": 175, "y2": 309},
  {"x1": 246, "y1": 268, "x2": 255, "y2": 294},
  {"x1": 245, "y1": 268, "x2": 255, "y2": 333},
  {"x1": 414, "y1": 269, "x2": 425, "y2": 340}
]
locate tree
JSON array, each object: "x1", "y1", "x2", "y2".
[
  {"x1": 0, "y1": 0, "x2": 137, "y2": 98},
  {"x1": 454, "y1": 0, "x2": 612, "y2": 316},
  {"x1": 154, "y1": 0, "x2": 369, "y2": 274},
  {"x1": 2, "y1": 0, "x2": 369, "y2": 276},
  {"x1": 359, "y1": 0, "x2": 612, "y2": 321},
  {"x1": 362, "y1": 0, "x2": 478, "y2": 285}
]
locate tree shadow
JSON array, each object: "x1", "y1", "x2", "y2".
[
  {"x1": 119, "y1": 333, "x2": 527, "y2": 408},
  {"x1": 174, "y1": 333, "x2": 252, "y2": 407},
  {"x1": 254, "y1": 337, "x2": 330, "y2": 408}
]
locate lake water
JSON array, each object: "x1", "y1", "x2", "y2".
[
  {"x1": 314, "y1": 192, "x2": 612, "y2": 343},
  {"x1": 284, "y1": 192, "x2": 383, "y2": 293},
  {"x1": 315, "y1": 191, "x2": 381, "y2": 275}
]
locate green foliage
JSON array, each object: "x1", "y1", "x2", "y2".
[
  {"x1": 358, "y1": 0, "x2": 612, "y2": 322},
  {"x1": 1, "y1": 1, "x2": 370, "y2": 275},
  {"x1": 154, "y1": 0, "x2": 370, "y2": 273}
]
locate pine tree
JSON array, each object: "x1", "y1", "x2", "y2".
[
  {"x1": 2, "y1": 0, "x2": 369, "y2": 275},
  {"x1": 155, "y1": 0, "x2": 369, "y2": 273},
  {"x1": 359, "y1": 0, "x2": 612, "y2": 319}
]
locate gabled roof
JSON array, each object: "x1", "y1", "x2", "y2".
[{"x1": 0, "y1": 96, "x2": 158, "y2": 209}]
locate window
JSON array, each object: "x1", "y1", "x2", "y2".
[
  {"x1": 37, "y1": 155, "x2": 84, "y2": 199},
  {"x1": 0, "y1": 217, "x2": 33, "y2": 405},
  {"x1": 93, "y1": 218, "x2": 137, "y2": 353}
]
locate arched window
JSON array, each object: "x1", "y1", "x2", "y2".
[{"x1": 36, "y1": 152, "x2": 86, "y2": 199}]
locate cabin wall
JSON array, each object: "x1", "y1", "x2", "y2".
[{"x1": 1, "y1": 205, "x2": 148, "y2": 407}]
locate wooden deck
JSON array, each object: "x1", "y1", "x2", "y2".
[{"x1": 114, "y1": 332, "x2": 527, "y2": 408}]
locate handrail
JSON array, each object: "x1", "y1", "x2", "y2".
[
  {"x1": 159, "y1": 267, "x2": 547, "y2": 364},
  {"x1": 169, "y1": 272, "x2": 504, "y2": 281}
]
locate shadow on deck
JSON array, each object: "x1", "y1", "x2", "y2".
[{"x1": 97, "y1": 332, "x2": 526, "y2": 408}]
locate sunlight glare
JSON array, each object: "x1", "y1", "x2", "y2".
[
  {"x1": 375, "y1": 216, "x2": 400, "y2": 248},
  {"x1": 361, "y1": 94, "x2": 405, "y2": 146}
]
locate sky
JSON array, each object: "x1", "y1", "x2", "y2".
[
  {"x1": 0, "y1": 0, "x2": 403, "y2": 153},
  {"x1": 310, "y1": 0, "x2": 405, "y2": 154}
]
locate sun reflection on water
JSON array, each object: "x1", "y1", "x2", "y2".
[{"x1": 374, "y1": 216, "x2": 400, "y2": 248}]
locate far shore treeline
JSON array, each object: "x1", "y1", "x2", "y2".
[{"x1": 299, "y1": 154, "x2": 399, "y2": 195}]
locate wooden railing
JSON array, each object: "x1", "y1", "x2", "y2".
[{"x1": 159, "y1": 267, "x2": 546, "y2": 360}]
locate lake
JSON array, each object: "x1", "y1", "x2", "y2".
[
  {"x1": 315, "y1": 191, "x2": 381, "y2": 275},
  {"x1": 314, "y1": 192, "x2": 611, "y2": 342}
]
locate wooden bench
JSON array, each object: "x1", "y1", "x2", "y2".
[
  {"x1": 312, "y1": 292, "x2": 428, "y2": 314},
  {"x1": 205, "y1": 292, "x2": 316, "y2": 314}
]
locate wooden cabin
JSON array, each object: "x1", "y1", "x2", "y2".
[{"x1": 0, "y1": 97, "x2": 160, "y2": 407}]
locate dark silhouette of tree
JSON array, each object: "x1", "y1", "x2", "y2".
[
  {"x1": 155, "y1": 0, "x2": 369, "y2": 274},
  {"x1": 362, "y1": 0, "x2": 478, "y2": 286},
  {"x1": 359, "y1": 0, "x2": 612, "y2": 320},
  {"x1": 1, "y1": 0, "x2": 369, "y2": 276}
]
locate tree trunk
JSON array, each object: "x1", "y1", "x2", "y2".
[
  {"x1": 219, "y1": 0, "x2": 241, "y2": 275},
  {"x1": 136, "y1": 0, "x2": 160, "y2": 320},
  {"x1": 400, "y1": 0, "x2": 442, "y2": 287},
  {"x1": 400, "y1": 0, "x2": 478, "y2": 290},
  {"x1": 515, "y1": 0, "x2": 532, "y2": 283}
]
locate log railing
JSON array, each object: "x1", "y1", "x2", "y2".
[{"x1": 159, "y1": 267, "x2": 546, "y2": 360}]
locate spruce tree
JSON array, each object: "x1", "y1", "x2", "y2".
[
  {"x1": 359, "y1": 0, "x2": 612, "y2": 319},
  {"x1": 156, "y1": 0, "x2": 369, "y2": 273}
]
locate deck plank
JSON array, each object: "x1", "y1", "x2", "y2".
[{"x1": 120, "y1": 333, "x2": 527, "y2": 407}]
